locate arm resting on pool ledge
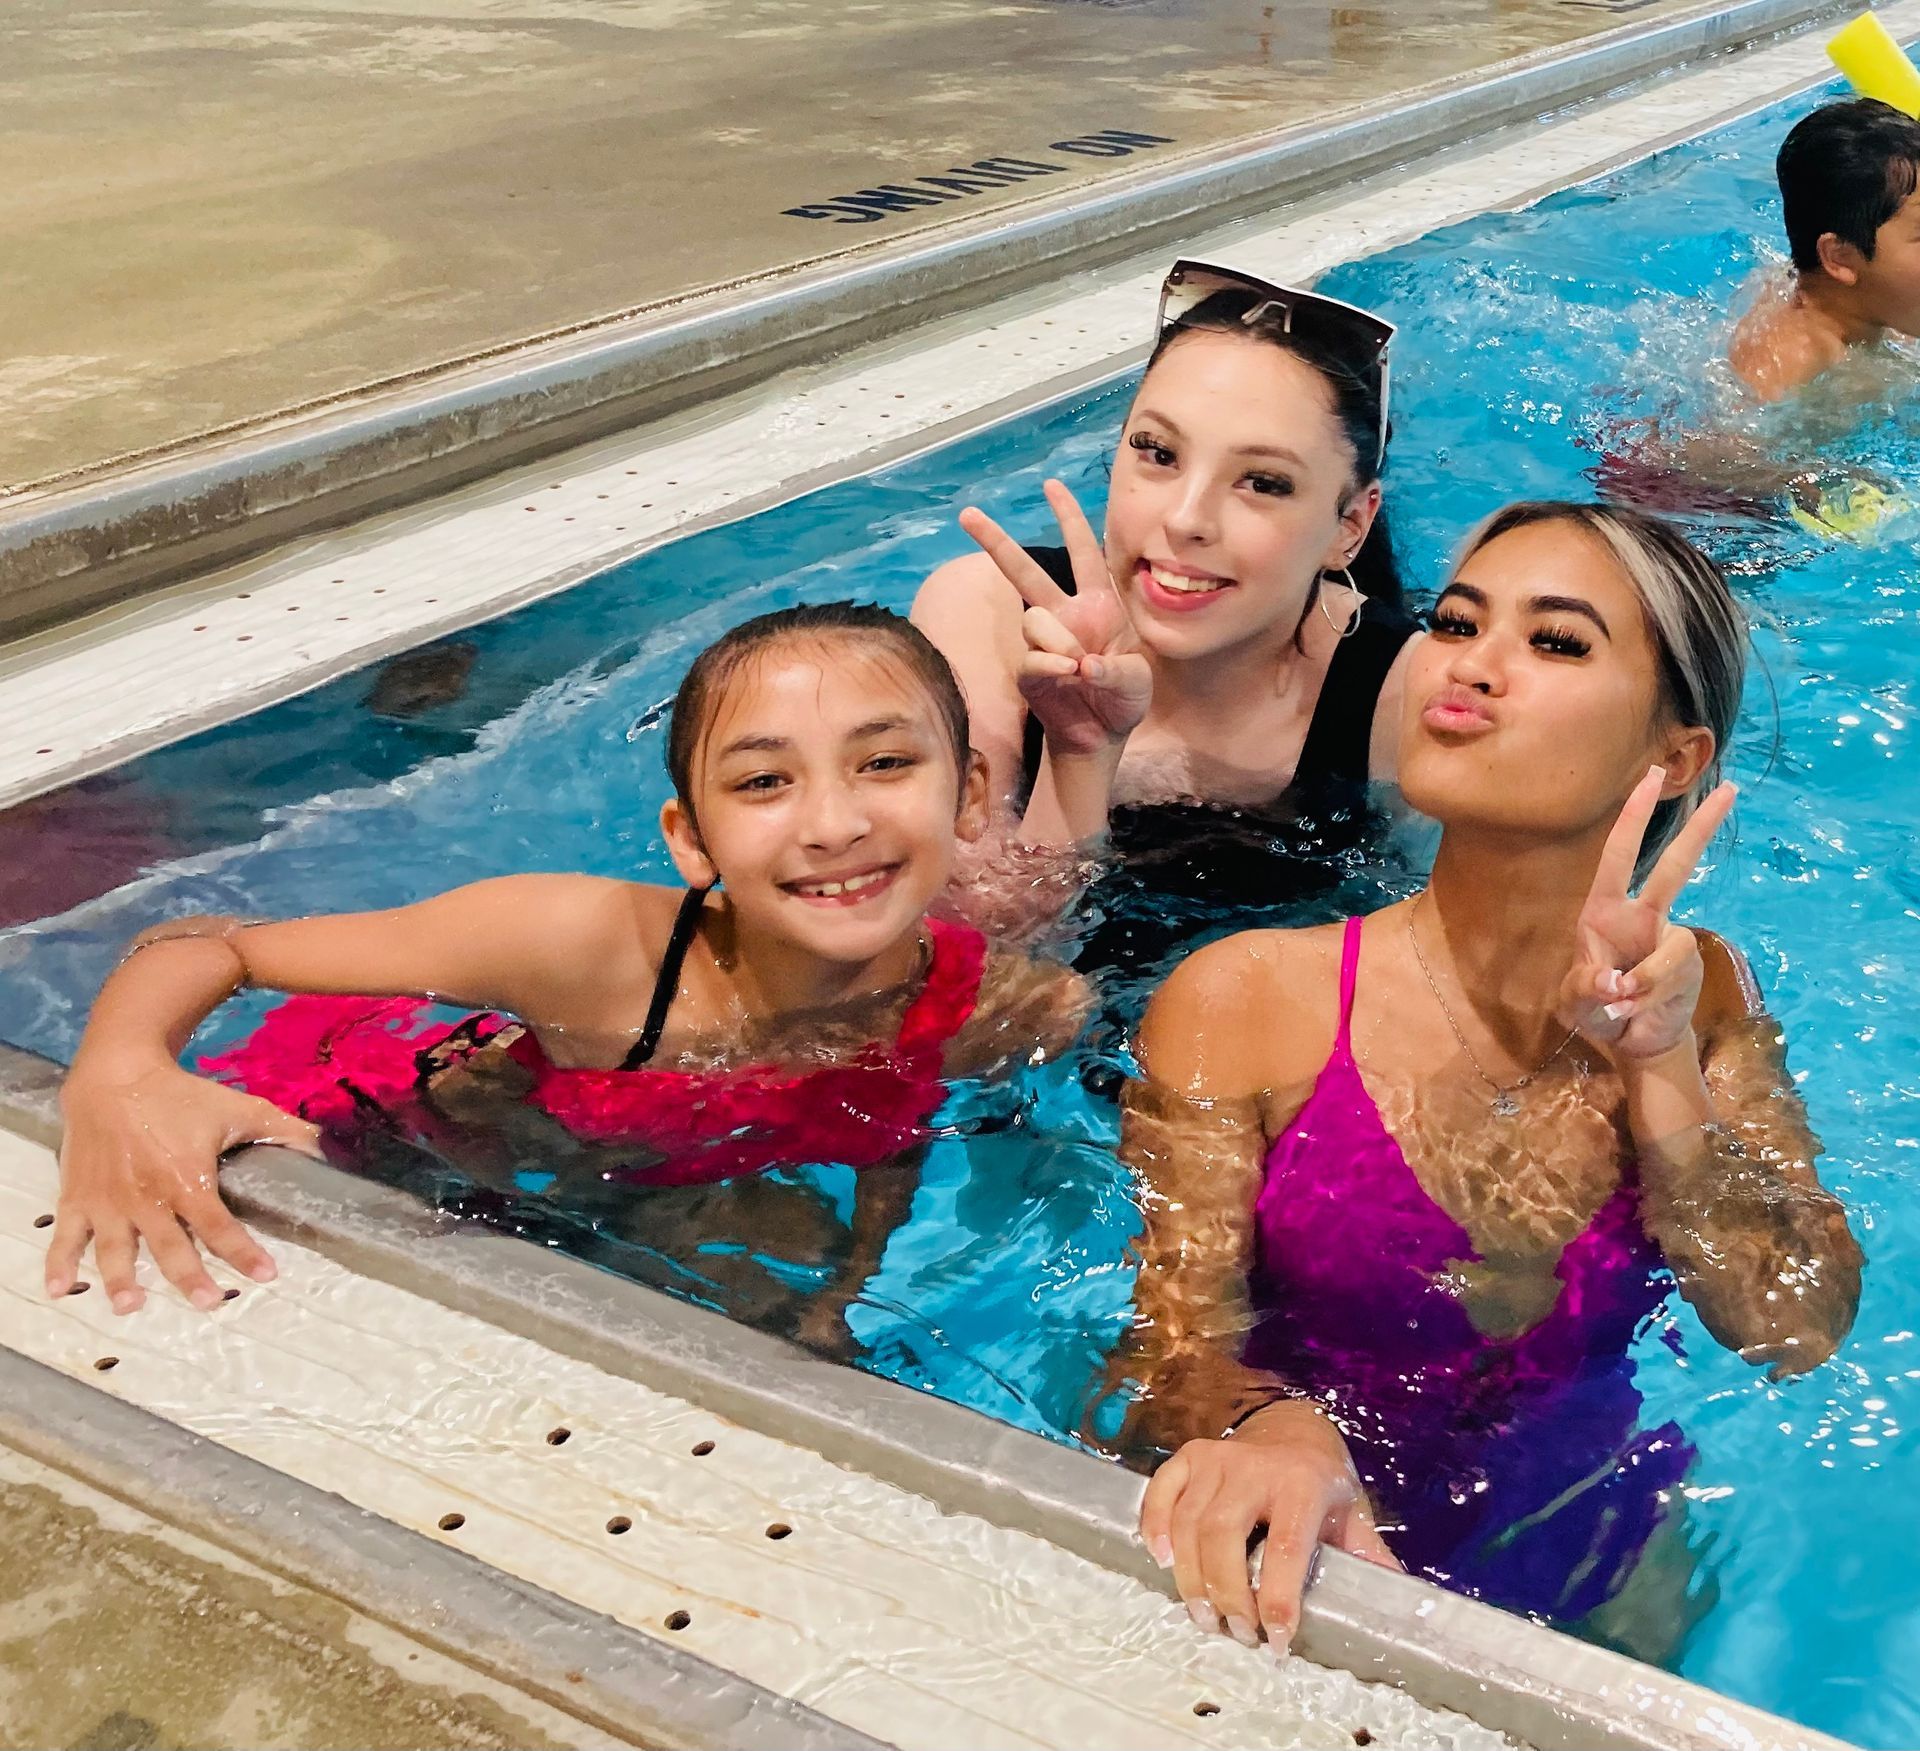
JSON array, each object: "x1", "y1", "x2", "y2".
[
  {"x1": 52, "y1": 879, "x2": 662, "y2": 1314},
  {"x1": 1112, "y1": 932, "x2": 1397, "y2": 1654},
  {"x1": 1625, "y1": 1013, "x2": 1864, "y2": 1378}
]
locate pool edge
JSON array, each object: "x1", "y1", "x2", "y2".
[
  {"x1": 0, "y1": 1042, "x2": 1858, "y2": 1751},
  {"x1": 0, "y1": 0, "x2": 1852, "y2": 641}
]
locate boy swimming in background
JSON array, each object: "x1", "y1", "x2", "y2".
[{"x1": 1729, "y1": 97, "x2": 1920, "y2": 401}]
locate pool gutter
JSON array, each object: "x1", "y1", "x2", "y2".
[
  {"x1": 0, "y1": 0, "x2": 1852, "y2": 640},
  {"x1": 0, "y1": 1044, "x2": 1854, "y2": 1751},
  {"x1": 0, "y1": 1345, "x2": 885, "y2": 1751}
]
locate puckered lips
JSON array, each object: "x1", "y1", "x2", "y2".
[
  {"x1": 779, "y1": 862, "x2": 903, "y2": 908},
  {"x1": 1136, "y1": 557, "x2": 1234, "y2": 615},
  {"x1": 1421, "y1": 684, "x2": 1496, "y2": 736}
]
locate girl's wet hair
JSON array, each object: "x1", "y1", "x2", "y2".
[
  {"x1": 667, "y1": 603, "x2": 973, "y2": 826},
  {"x1": 1144, "y1": 287, "x2": 1405, "y2": 614},
  {"x1": 1459, "y1": 501, "x2": 1746, "y2": 877}
]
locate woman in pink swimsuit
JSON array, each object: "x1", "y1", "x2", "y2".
[
  {"x1": 49, "y1": 605, "x2": 1085, "y2": 1317},
  {"x1": 1113, "y1": 502, "x2": 1863, "y2": 1656}
]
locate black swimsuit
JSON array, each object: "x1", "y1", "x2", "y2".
[{"x1": 1017, "y1": 545, "x2": 1417, "y2": 979}]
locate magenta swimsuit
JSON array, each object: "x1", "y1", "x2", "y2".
[{"x1": 1247, "y1": 916, "x2": 1691, "y2": 1622}]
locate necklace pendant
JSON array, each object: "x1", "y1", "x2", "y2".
[{"x1": 1490, "y1": 1089, "x2": 1520, "y2": 1119}]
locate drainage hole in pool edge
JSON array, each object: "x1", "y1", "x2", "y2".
[
  {"x1": 606, "y1": 1516, "x2": 633, "y2": 1535},
  {"x1": 664, "y1": 1610, "x2": 692, "y2": 1632},
  {"x1": 546, "y1": 1427, "x2": 572, "y2": 1446},
  {"x1": 32, "y1": 1213, "x2": 53, "y2": 1229},
  {"x1": 1352, "y1": 1733, "x2": 1373, "y2": 1747},
  {"x1": 691, "y1": 1440, "x2": 715, "y2": 1457},
  {"x1": 93, "y1": 1357, "x2": 118, "y2": 1372},
  {"x1": 439, "y1": 1513, "x2": 465, "y2": 1532},
  {"x1": 765, "y1": 1522, "x2": 793, "y2": 1540},
  {"x1": 1193, "y1": 1702, "x2": 1220, "y2": 1718}
]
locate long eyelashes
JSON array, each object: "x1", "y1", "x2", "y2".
[
  {"x1": 1426, "y1": 609, "x2": 1591, "y2": 658},
  {"x1": 1532, "y1": 624, "x2": 1592, "y2": 658},
  {"x1": 1127, "y1": 430, "x2": 1295, "y2": 496}
]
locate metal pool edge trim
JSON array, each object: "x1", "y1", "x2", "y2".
[
  {"x1": 0, "y1": 1044, "x2": 1856, "y2": 1751},
  {"x1": 0, "y1": 1346, "x2": 889, "y2": 1751},
  {"x1": 0, "y1": 0, "x2": 1848, "y2": 638}
]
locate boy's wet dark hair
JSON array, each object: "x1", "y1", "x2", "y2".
[
  {"x1": 667, "y1": 602, "x2": 973, "y2": 829},
  {"x1": 1778, "y1": 98, "x2": 1920, "y2": 273},
  {"x1": 1145, "y1": 287, "x2": 1406, "y2": 616}
]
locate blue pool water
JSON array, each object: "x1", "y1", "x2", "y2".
[{"x1": 4, "y1": 81, "x2": 1917, "y2": 1743}]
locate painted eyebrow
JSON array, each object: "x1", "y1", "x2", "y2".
[
  {"x1": 1131, "y1": 407, "x2": 1307, "y2": 469},
  {"x1": 1436, "y1": 581, "x2": 1612, "y2": 639}
]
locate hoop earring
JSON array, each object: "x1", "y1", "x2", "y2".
[{"x1": 1319, "y1": 567, "x2": 1365, "y2": 639}]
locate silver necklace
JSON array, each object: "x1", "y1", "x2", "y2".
[{"x1": 1404, "y1": 899, "x2": 1578, "y2": 1118}]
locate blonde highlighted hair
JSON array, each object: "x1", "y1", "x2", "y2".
[{"x1": 1455, "y1": 501, "x2": 1747, "y2": 879}]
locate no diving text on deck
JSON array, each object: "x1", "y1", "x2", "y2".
[{"x1": 783, "y1": 129, "x2": 1176, "y2": 224}]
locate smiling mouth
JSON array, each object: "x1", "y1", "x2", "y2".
[
  {"x1": 782, "y1": 865, "x2": 900, "y2": 904},
  {"x1": 1140, "y1": 560, "x2": 1233, "y2": 597}
]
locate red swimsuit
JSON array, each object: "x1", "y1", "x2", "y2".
[{"x1": 201, "y1": 897, "x2": 988, "y2": 1187}]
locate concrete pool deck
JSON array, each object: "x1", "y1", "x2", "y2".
[{"x1": 6, "y1": 0, "x2": 1774, "y2": 500}]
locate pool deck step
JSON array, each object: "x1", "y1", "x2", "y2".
[
  {"x1": 2, "y1": 0, "x2": 1903, "y2": 811},
  {"x1": 0, "y1": 1124, "x2": 1520, "y2": 1751}
]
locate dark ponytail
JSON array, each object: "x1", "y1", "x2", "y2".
[{"x1": 1144, "y1": 288, "x2": 1405, "y2": 615}]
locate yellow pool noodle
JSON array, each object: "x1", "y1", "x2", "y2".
[{"x1": 1829, "y1": 12, "x2": 1920, "y2": 116}]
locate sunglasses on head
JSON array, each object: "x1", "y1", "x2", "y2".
[{"x1": 1155, "y1": 259, "x2": 1395, "y2": 473}]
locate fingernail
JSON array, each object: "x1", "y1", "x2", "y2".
[
  {"x1": 1148, "y1": 1536, "x2": 1174, "y2": 1569},
  {"x1": 1225, "y1": 1615, "x2": 1259, "y2": 1648},
  {"x1": 190, "y1": 1286, "x2": 221, "y2": 1311},
  {"x1": 1602, "y1": 1000, "x2": 1634, "y2": 1023},
  {"x1": 45, "y1": 1279, "x2": 68, "y2": 1301},
  {"x1": 1186, "y1": 1599, "x2": 1218, "y2": 1632},
  {"x1": 249, "y1": 1258, "x2": 278, "y2": 1283},
  {"x1": 1086, "y1": 658, "x2": 1105, "y2": 682},
  {"x1": 1600, "y1": 968, "x2": 1622, "y2": 996},
  {"x1": 1269, "y1": 1633, "x2": 1292, "y2": 1663},
  {"x1": 111, "y1": 1291, "x2": 139, "y2": 1316}
]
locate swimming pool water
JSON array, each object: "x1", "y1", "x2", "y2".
[{"x1": 3, "y1": 79, "x2": 1915, "y2": 1744}]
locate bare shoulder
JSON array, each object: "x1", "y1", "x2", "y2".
[
  {"x1": 453, "y1": 875, "x2": 675, "y2": 1001},
  {"x1": 949, "y1": 947, "x2": 1091, "y2": 1075},
  {"x1": 1729, "y1": 299, "x2": 1841, "y2": 402},
  {"x1": 910, "y1": 548, "x2": 1027, "y2": 631},
  {"x1": 1137, "y1": 923, "x2": 1344, "y2": 1099},
  {"x1": 1690, "y1": 926, "x2": 1763, "y2": 1032}
]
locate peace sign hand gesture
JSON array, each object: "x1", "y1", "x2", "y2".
[
  {"x1": 958, "y1": 478, "x2": 1152, "y2": 758},
  {"x1": 1559, "y1": 767, "x2": 1738, "y2": 1063}
]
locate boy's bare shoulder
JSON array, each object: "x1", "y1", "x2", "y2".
[{"x1": 1729, "y1": 295, "x2": 1846, "y2": 401}]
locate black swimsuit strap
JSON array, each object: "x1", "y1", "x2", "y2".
[{"x1": 620, "y1": 885, "x2": 711, "y2": 1070}]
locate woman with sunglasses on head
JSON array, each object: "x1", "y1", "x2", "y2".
[
  {"x1": 913, "y1": 263, "x2": 1414, "y2": 953},
  {"x1": 1115, "y1": 503, "x2": 1862, "y2": 1659}
]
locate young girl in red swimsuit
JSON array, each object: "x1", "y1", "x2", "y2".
[{"x1": 48, "y1": 604, "x2": 1086, "y2": 1316}]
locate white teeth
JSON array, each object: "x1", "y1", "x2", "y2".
[
  {"x1": 795, "y1": 869, "x2": 888, "y2": 898},
  {"x1": 1147, "y1": 563, "x2": 1228, "y2": 595}
]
